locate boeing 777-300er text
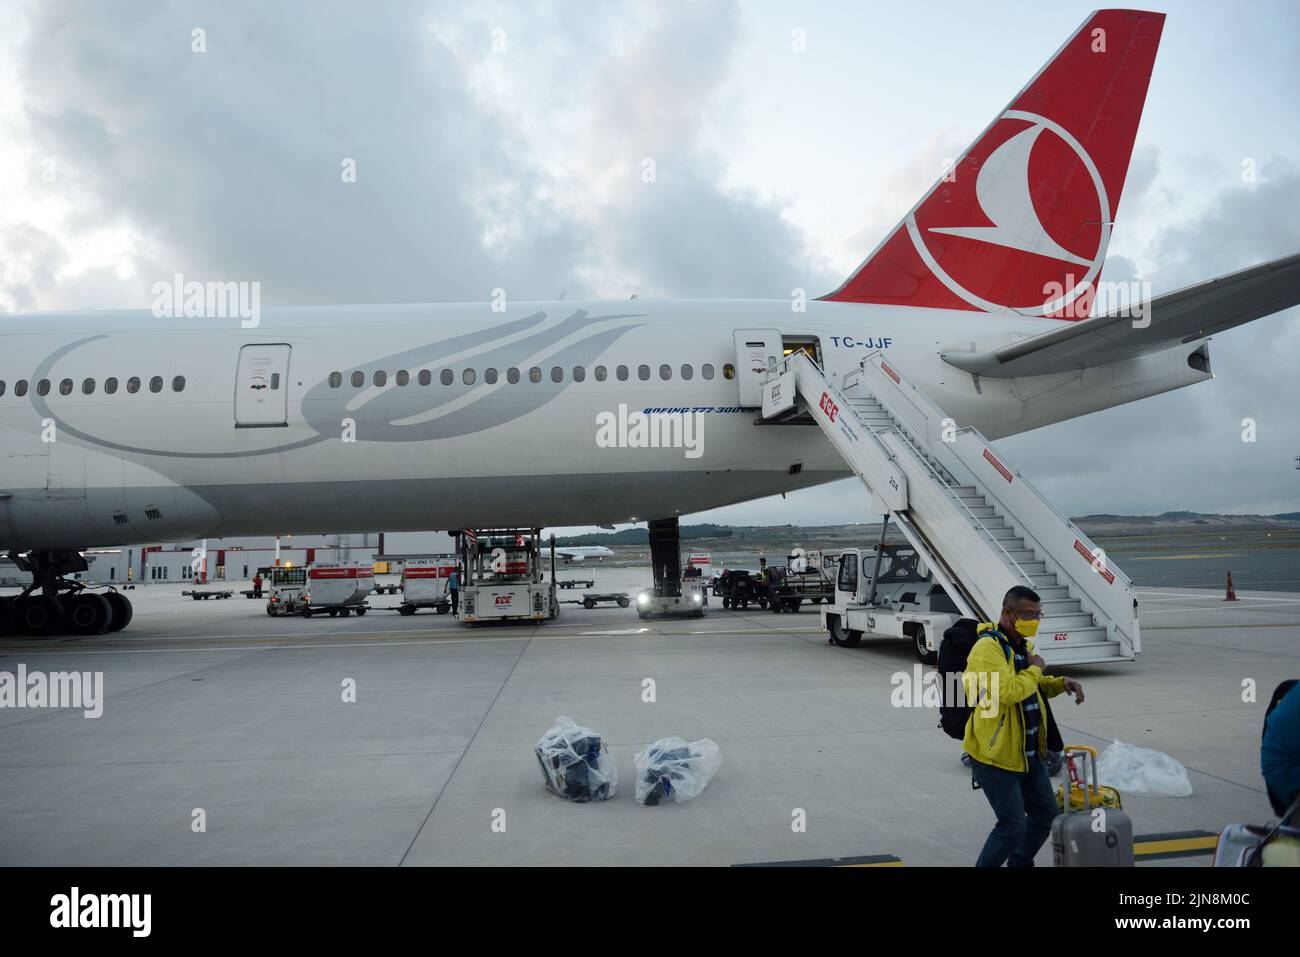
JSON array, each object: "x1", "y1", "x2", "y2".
[{"x1": 2, "y1": 9, "x2": 1297, "y2": 636}]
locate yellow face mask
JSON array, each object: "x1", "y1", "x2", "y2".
[{"x1": 1013, "y1": 617, "x2": 1040, "y2": 639}]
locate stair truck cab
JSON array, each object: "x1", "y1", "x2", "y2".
[
  {"x1": 399, "y1": 557, "x2": 455, "y2": 615},
  {"x1": 459, "y1": 529, "x2": 559, "y2": 624},
  {"x1": 821, "y1": 543, "x2": 962, "y2": 663}
]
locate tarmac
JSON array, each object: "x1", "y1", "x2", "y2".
[{"x1": 1, "y1": 568, "x2": 1297, "y2": 866}]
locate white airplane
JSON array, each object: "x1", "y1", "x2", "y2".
[
  {"x1": 2, "y1": 9, "x2": 1297, "y2": 636},
  {"x1": 555, "y1": 545, "x2": 615, "y2": 564}
]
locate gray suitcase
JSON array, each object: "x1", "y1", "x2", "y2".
[{"x1": 1051, "y1": 747, "x2": 1135, "y2": 867}]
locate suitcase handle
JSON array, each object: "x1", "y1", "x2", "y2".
[{"x1": 1063, "y1": 745, "x2": 1100, "y2": 814}]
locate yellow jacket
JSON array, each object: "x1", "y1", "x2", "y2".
[{"x1": 961, "y1": 624, "x2": 1066, "y2": 772}]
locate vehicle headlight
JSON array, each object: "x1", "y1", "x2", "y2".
[
  {"x1": 693, "y1": 593, "x2": 702, "y2": 603},
  {"x1": 638, "y1": 593, "x2": 649, "y2": 605}
]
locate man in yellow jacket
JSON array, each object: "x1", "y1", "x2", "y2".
[{"x1": 962, "y1": 585, "x2": 1085, "y2": 866}]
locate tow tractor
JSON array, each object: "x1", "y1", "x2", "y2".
[
  {"x1": 459, "y1": 529, "x2": 559, "y2": 624},
  {"x1": 821, "y1": 525, "x2": 962, "y2": 663},
  {"x1": 265, "y1": 565, "x2": 307, "y2": 616},
  {"x1": 635, "y1": 518, "x2": 706, "y2": 619}
]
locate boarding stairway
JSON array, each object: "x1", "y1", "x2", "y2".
[{"x1": 763, "y1": 351, "x2": 1139, "y2": 665}]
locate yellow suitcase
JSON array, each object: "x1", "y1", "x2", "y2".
[{"x1": 1055, "y1": 744, "x2": 1123, "y2": 812}]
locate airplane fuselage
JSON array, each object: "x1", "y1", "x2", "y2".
[{"x1": 0, "y1": 299, "x2": 1212, "y2": 549}]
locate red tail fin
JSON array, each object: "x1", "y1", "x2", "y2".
[{"x1": 822, "y1": 9, "x2": 1164, "y2": 319}]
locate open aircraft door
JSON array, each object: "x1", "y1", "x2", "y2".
[
  {"x1": 732, "y1": 329, "x2": 784, "y2": 407},
  {"x1": 235, "y1": 344, "x2": 292, "y2": 427}
]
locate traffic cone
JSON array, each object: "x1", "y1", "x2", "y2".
[{"x1": 1223, "y1": 571, "x2": 1238, "y2": 602}]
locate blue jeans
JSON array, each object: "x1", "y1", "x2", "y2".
[{"x1": 972, "y1": 755, "x2": 1058, "y2": 867}]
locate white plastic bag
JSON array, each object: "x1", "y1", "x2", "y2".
[
  {"x1": 1096, "y1": 739, "x2": 1193, "y2": 797},
  {"x1": 634, "y1": 737, "x2": 721, "y2": 806},
  {"x1": 535, "y1": 716, "x2": 617, "y2": 802}
]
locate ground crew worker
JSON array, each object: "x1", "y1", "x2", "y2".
[
  {"x1": 449, "y1": 568, "x2": 460, "y2": 615},
  {"x1": 963, "y1": 585, "x2": 1085, "y2": 867},
  {"x1": 252, "y1": 573, "x2": 263, "y2": 598}
]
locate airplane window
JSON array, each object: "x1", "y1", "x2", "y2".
[
  {"x1": 396, "y1": 370, "x2": 409, "y2": 386},
  {"x1": 616, "y1": 365, "x2": 629, "y2": 381},
  {"x1": 329, "y1": 371, "x2": 342, "y2": 388},
  {"x1": 463, "y1": 369, "x2": 476, "y2": 385},
  {"x1": 550, "y1": 366, "x2": 563, "y2": 383},
  {"x1": 373, "y1": 370, "x2": 387, "y2": 387},
  {"x1": 594, "y1": 365, "x2": 607, "y2": 382},
  {"x1": 485, "y1": 368, "x2": 498, "y2": 384},
  {"x1": 702, "y1": 363, "x2": 714, "y2": 380},
  {"x1": 127, "y1": 377, "x2": 141, "y2": 394},
  {"x1": 529, "y1": 367, "x2": 542, "y2": 383},
  {"x1": 723, "y1": 363, "x2": 736, "y2": 380},
  {"x1": 15, "y1": 380, "x2": 28, "y2": 396},
  {"x1": 82, "y1": 378, "x2": 95, "y2": 395},
  {"x1": 149, "y1": 376, "x2": 164, "y2": 393},
  {"x1": 172, "y1": 376, "x2": 185, "y2": 392},
  {"x1": 60, "y1": 378, "x2": 73, "y2": 395},
  {"x1": 637, "y1": 365, "x2": 650, "y2": 381},
  {"x1": 507, "y1": 367, "x2": 520, "y2": 384},
  {"x1": 659, "y1": 364, "x2": 671, "y2": 381},
  {"x1": 351, "y1": 371, "x2": 364, "y2": 387},
  {"x1": 440, "y1": 369, "x2": 453, "y2": 386},
  {"x1": 681, "y1": 364, "x2": 693, "y2": 380},
  {"x1": 104, "y1": 377, "x2": 118, "y2": 394},
  {"x1": 418, "y1": 369, "x2": 432, "y2": 386},
  {"x1": 573, "y1": 366, "x2": 586, "y2": 383},
  {"x1": 37, "y1": 379, "x2": 50, "y2": 396}
]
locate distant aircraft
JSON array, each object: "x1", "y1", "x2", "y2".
[
  {"x1": 555, "y1": 545, "x2": 615, "y2": 564},
  {"x1": 3, "y1": 9, "x2": 1297, "y2": 636}
]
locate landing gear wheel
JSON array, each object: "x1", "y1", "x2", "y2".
[
  {"x1": 829, "y1": 615, "x2": 862, "y2": 648},
  {"x1": 65, "y1": 593, "x2": 112, "y2": 635},
  {"x1": 15, "y1": 595, "x2": 63, "y2": 637},
  {"x1": 103, "y1": 592, "x2": 133, "y2": 632},
  {"x1": 913, "y1": 626, "x2": 937, "y2": 665}
]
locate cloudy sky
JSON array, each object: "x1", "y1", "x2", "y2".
[{"x1": 1, "y1": 0, "x2": 1297, "y2": 530}]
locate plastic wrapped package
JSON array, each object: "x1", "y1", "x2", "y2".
[
  {"x1": 535, "y1": 716, "x2": 617, "y2": 802},
  {"x1": 634, "y1": 737, "x2": 721, "y2": 806},
  {"x1": 1096, "y1": 739, "x2": 1194, "y2": 797}
]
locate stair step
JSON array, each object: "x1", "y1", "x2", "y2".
[
  {"x1": 1041, "y1": 598, "x2": 1083, "y2": 616},
  {"x1": 1040, "y1": 612, "x2": 1096, "y2": 630}
]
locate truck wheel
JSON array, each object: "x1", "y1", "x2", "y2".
[
  {"x1": 328, "y1": 608, "x2": 339, "y2": 617},
  {"x1": 722, "y1": 597, "x2": 731, "y2": 609},
  {"x1": 913, "y1": 626, "x2": 937, "y2": 665},
  {"x1": 302, "y1": 607, "x2": 313, "y2": 618},
  {"x1": 355, "y1": 607, "x2": 367, "y2": 616},
  {"x1": 583, "y1": 598, "x2": 595, "y2": 609},
  {"x1": 265, "y1": 604, "x2": 274, "y2": 616},
  {"x1": 436, "y1": 604, "x2": 449, "y2": 614},
  {"x1": 829, "y1": 616, "x2": 862, "y2": 648},
  {"x1": 399, "y1": 605, "x2": 416, "y2": 616},
  {"x1": 617, "y1": 597, "x2": 629, "y2": 608}
]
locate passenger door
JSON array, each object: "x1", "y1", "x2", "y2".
[
  {"x1": 234, "y1": 344, "x2": 291, "y2": 427},
  {"x1": 731, "y1": 328, "x2": 783, "y2": 407}
]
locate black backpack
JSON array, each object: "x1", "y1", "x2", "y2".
[{"x1": 937, "y1": 619, "x2": 981, "y2": 739}]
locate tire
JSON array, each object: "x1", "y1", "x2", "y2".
[
  {"x1": 16, "y1": 595, "x2": 63, "y2": 637},
  {"x1": 355, "y1": 607, "x2": 366, "y2": 616},
  {"x1": 722, "y1": 597, "x2": 731, "y2": 609},
  {"x1": 341, "y1": 608, "x2": 353, "y2": 617},
  {"x1": 0, "y1": 596, "x2": 14, "y2": 636},
  {"x1": 399, "y1": 605, "x2": 416, "y2": 616},
  {"x1": 302, "y1": 607, "x2": 314, "y2": 618},
  {"x1": 583, "y1": 598, "x2": 595, "y2": 609},
  {"x1": 436, "y1": 604, "x2": 450, "y2": 615},
  {"x1": 787, "y1": 598, "x2": 803, "y2": 613},
  {"x1": 913, "y1": 626, "x2": 938, "y2": 665},
  {"x1": 638, "y1": 611, "x2": 648, "y2": 620},
  {"x1": 265, "y1": 604, "x2": 275, "y2": 616},
  {"x1": 617, "y1": 598, "x2": 629, "y2": 608},
  {"x1": 66, "y1": 593, "x2": 112, "y2": 635},
  {"x1": 103, "y1": 593, "x2": 133, "y2": 632},
  {"x1": 828, "y1": 615, "x2": 862, "y2": 648}
]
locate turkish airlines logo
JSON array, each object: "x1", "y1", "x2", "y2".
[{"x1": 907, "y1": 110, "x2": 1112, "y2": 317}]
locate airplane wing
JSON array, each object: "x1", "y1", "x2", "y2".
[{"x1": 941, "y1": 253, "x2": 1300, "y2": 378}]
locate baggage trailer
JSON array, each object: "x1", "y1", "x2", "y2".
[
  {"x1": 182, "y1": 589, "x2": 234, "y2": 600},
  {"x1": 301, "y1": 561, "x2": 374, "y2": 617},
  {"x1": 820, "y1": 533, "x2": 962, "y2": 663},
  {"x1": 459, "y1": 529, "x2": 559, "y2": 624},
  {"x1": 398, "y1": 557, "x2": 455, "y2": 615}
]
